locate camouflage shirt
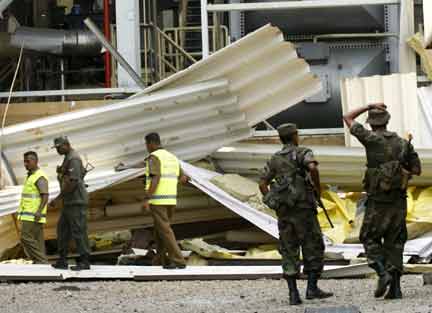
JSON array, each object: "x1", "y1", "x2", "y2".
[
  {"x1": 261, "y1": 144, "x2": 318, "y2": 209},
  {"x1": 350, "y1": 122, "x2": 421, "y2": 202}
]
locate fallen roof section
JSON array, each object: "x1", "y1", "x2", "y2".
[
  {"x1": 340, "y1": 73, "x2": 432, "y2": 149},
  {"x1": 181, "y1": 161, "x2": 278, "y2": 238},
  {"x1": 211, "y1": 143, "x2": 432, "y2": 187},
  {"x1": 0, "y1": 263, "x2": 371, "y2": 282},
  {"x1": 1, "y1": 79, "x2": 251, "y2": 183},
  {"x1": 0, "y1": 168, "x2": 144, "y2": 217},
  {"x1": 135, "y1": 24, "x2": 322, "y2": 126}
]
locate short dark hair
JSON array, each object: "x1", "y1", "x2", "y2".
[
  {"x1": 145, "y1": 132, "x2": 161, "y2": 145},
  {"x1": 24, "y1": 151, "x2": 38, "y2": 161}
]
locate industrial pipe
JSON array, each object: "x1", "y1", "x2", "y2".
[
  {"x1": 84, "y1": 18, "x2": 146, "y2": 89},
  {"x1": 313, "y1": 32, "x2": 399, "y2": 43},
  {"x1": 10, "y1": 27, "x2": 102, "y2": 56}
]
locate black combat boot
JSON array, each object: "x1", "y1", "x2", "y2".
[
  {"x1": 305, "y1": 272, "x2": 334, "y2": 300},
  {"x1": 51, "y1": 257, "x2": 68, "y2": 270},
  {"x1": 369, "y1": 261, "x2": 392, "y2": 298},
  {"x1": 284, "y1": 275, "x2": 302, "y2": 305},
  {"x1": 385, "y1": 271, "x2": 402, "y2": 299},
  {"x1": 70, "y1": 256, "x2": 91, "y2": 271}
]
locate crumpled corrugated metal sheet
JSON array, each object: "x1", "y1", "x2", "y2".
[
  {"x1": 341, "y1": 73, "x2": 432, "y2": 148},
  {"x1": 0, "y1": 168, "x2": 144, "y2": 217},
  {"x1": 181, "y1": 161, "x2": 278, "y2": 238},
  {"x1": 2, "y1": 79, "x2": 251, "y2": 183},
  {"x1": 211, "y1": 143, "x2": 432, "y2": 187},
  {"x1": 134, "y1": 24, "x2": 322, "y2": 126}
]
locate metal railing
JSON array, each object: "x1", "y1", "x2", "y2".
[{"x1": 111, "y1": 24, "x2": 230, "y2": 86}]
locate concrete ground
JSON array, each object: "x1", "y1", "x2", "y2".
[{"x1": 0, "y1": 275, "x2": 431, "y2": 313}]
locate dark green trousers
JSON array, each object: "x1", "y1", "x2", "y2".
[
  {"x1": 56, "y1": 205, "x2": 90, "y2": 261},
  {"x1": 360, "y1": 198, "x2": 407, "y2": 273},
  {"x1": 20, "y1": 220, "x2": 48, "y2": 264},
  {"x1": 277, "y1": 208, "x2": 325, "y2": 276}
]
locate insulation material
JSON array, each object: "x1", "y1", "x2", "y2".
[
  {"x1": 341, "y1": 73, "x2": 432, "y2": 148},
  {"x1": 210, "y1": 174, "x2": 260, "y2": 202},
  {"x1": 0, "y1": 215, "x2": 19, "y2": 257},
  {"x1": 407, "y1": 33, "x2": 432, "y2": 80},
  {"x1": 406, "y1": 187, "x2": 432, "y2": 223},
  {"x1": 180, "y1": 238, "x2": 238, "y2": 259},
  {"x1": 136, "y1": 24, "x2": 322, "y2": 125},
  {"x1": 210, "y1": 173, "x2": 276, "y2": 218},
  {"x1": 245, "y1": 245, "x2": 281, "y2": 259}
]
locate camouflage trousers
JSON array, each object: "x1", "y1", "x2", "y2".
[
  {"x1": 360, "y1": 198, "x2": 407, "y2": 273},
  {"x1": 277, "y1": 208, "x2": 325, "y2": 276}
]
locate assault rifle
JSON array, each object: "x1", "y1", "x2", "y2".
[{"x1": 306, "y1": 172, "x2": 334, "y2": 228}]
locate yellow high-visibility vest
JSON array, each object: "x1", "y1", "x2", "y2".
[
  {"x1": 17, "y1": 169, "x2": 48, "y2": 224},
  {"x1": 145, "y1": 149, "x2": 180, "y2": 205}
]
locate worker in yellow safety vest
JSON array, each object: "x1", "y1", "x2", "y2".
[
  {"x1": 17, "y1": 151, "x2": 49, "y2": 264},
  {"x1": 115, "y1": 132, "x2": 189, "y2": 269}
]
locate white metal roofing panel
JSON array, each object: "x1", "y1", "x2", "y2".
[
  {"x1": 423, "y1": 0, "x2": 432, "y2": 47},
  {"x1": 211, "y1": 143, "x2": 432, "y2": 187},
  {"x1": 134, "y1": 24, "x2": 322, "y2": 126},
  {"x1": 1, "y1": 80, "x2": 252, "y2": 183},
  {"x1": 340, "y1": 73, "x2": 431, "y2": 148},
  {"x1": 0, "y1": 168, "x2": 145, "y2": 217}
]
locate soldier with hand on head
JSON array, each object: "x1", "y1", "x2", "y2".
[
  {"x1": 259, "y1": 123, "x2": 333, "y2": 306},
  {"x1": 343, "y1": 103, "x2": 421, "y2": 299}
]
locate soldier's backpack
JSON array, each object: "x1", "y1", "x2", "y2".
[
  {"x1": 364, "y1": 131, "x2": 408, "y2": 196},
  {"x1": 263, "y1": 146, "x2": 310, "y2": 211}
]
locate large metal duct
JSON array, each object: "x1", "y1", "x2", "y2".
[{"x1": 10, "y1": 27, "x2": 102, "y2": 56}]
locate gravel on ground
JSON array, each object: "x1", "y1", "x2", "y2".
[{"x1": 0, "y1": 275, "x2": 431, "y2": 313}]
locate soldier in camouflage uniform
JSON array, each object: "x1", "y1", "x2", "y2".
[
  {"x1": 259, "y1": 123, "x2": 333, "y2": 305},
  {"x1": 343, "y1": 103, "x2": 421, "y2": 299}
]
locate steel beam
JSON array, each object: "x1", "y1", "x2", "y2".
[
  {"x1": 0, "y1": 87, "x2": 141, "y2": 99},
  {"x1": 201, "y1": 0, "x2": 210, "y2": 58},
  {"x1": 84, "y1": 18, "x2": 146, "y2": 89},
  {"x1": 207, "y1": 0, "x2": 400, "y2": 12}
]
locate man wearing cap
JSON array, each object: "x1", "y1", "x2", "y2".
[
  {"x1": 259, "y1": 123, "x2": 333, "y2": 305},
  {"x1": 343, "y1": 103, "x2": 421, "y2": 299},
  {"x1": 49, "y1": 136, "x2": 91, "y2": 271},
  {"x1": 115, "y1": 132, "x2": 187, "y2": 269},
  {"x1": 18, "y1": 151, "x2": 49, "y2": 264}
]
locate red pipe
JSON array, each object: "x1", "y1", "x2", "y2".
[{"x1": 103, "y1": 0, "x2": 111, "y2": 88}]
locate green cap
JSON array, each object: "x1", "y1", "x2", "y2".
[
  {"x1": 366, "y1": 109, "x2": 391, "y2": 126},
  {"x1": 52, "y1": 136, "x2": 69, "y2": 148},
  {"x1": 277, "y1": 123, "x2": 298, "y2": 137}
]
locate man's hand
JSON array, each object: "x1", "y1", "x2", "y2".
[
  {"x1": 368, "y1": 103, "x2": 387, "y2": 111},
  {"x1": 179, "y1": 175, "x2": 190, "y2": 185},
  {"x1": 141, "y1": 200, "x2": 150, "y2": 213},
  {"x1": 48, "y1": 199, "x2": 57, "y2": 209},
  {"x1": 34, "y1": 211, "x2": 42, "y2": 222},
  {"x1": 115, "y1": 162, "x2": 129, "y2": 172}
]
